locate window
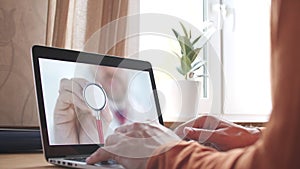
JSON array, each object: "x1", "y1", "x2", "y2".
[
  {"x1": 136, "y1": 0, "x2": 271, "y2": 122},
  {"x1": 138, "y1": 0, "x2": 206, "y2": 122},
  {"x1": 205, "y1": 0, "x2": 272, "y2": 122}
]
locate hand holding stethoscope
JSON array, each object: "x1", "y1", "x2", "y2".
[{"x1": 83, "y1": 82, "x2": 108, "y2": 144}]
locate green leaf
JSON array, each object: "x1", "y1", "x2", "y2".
[
  {"x1": 179, "y1": 22, "x2": 189, "y2": 37},
  {"x1": 176, "y1": 67, "x2": 184, "y2": 75},
  {"x1": 192, "y1": 35, "x2": 202, "y2": 45},
  {"x1": 177, "y1": 36, "x2": 185, "y2": 55},
  {"x1": 186, "y1": 50, "x2": 195, "y2": 62},
  {"x1": 186, "y1": 48, "x2": 201, "y2": 63},
  {"x1": 181, "y1": 56, "x2": 192, "y2": 75},
  {"x1": 172, "y1": 29, "x2": 180, "y2": 39},
  {"x1": 189, "y1": 29, "x2": 192, "y2": 39},
  {"x1": 191, "y1": 48, "x2": 201, "y2": 62},
  {"x1": 178, "y1": 36, "x2": 193, "y2": 56},
  {"x1": 178, "y1": 36, "x2": 187, "y2": 55}
]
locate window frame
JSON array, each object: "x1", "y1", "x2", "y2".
[{"x1": 203, "y1": 0, "x2": 271, "y2": 123}]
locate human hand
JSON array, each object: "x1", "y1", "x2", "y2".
[
  {"x1": 86, "y1": 122, "x2": 181, "y2": 169},
  {"x1": 174, "y1": 115, "x2": 261, "y2": 151},
  {"x1": 54, "y1": 78, "x2": 113, "y2": 143}
]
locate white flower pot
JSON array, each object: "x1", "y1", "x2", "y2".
[
  {"x1": 177, "y1": 80, "x2": 201, "y2": 121},
  {"x1": 156, "y1": 79, "x2": 201, "y2": 122}
]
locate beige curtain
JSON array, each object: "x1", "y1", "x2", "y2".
[
  {"x1": 0, "y1": 0, "x2": 136, "y2": 127},
  {"x1": 0, "y1": 0, "x2": 48, "y2": 127},
  {"x1": 46, "y1": 0, "x2": 130, "y2": 57}
]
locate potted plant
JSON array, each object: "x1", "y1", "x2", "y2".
[
  {"x1": 171, "y1": 22, "x2": 215, "y2": 121},
  {"x1": 172, "y1": 22, "x2": 215, "y2": 79}
]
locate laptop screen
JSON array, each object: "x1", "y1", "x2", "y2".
[{"x1": 37, "y1": 56, "x2": 161, "y2": 146}]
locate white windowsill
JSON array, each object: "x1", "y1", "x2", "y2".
[
  {"x1": 164, "y1": 113, "x2": 270, "y2": 123},
  {"x1": 220, "y1": 114, "x2": 270, "y2": 123}
]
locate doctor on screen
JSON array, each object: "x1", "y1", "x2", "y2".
[{"x1": 52, "y1": 64, "x2": 157, "y2": 145}]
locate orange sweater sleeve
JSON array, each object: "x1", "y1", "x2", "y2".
[
  {"x1": 147, "y1": 141, "x2": 247, "y2": 169},
  {"x1": 146, "y1": 0, "x2": 300, "y2": 168}
]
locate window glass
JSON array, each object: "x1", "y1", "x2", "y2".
[
  {"x1": 139, "y1": 0, "x2": 206, "y2": 122},
  {"x1": 221, "y1": 0, "x2": 272, "y2": 119}
]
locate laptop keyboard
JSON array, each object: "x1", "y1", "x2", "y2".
[{"x1": 66, "y1": 156, "x2": 118, "y2": 165}]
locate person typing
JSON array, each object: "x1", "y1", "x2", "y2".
[{"x1": 86, "y1": 0, "x2": 300, "y2": 168}]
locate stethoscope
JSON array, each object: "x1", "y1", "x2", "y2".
[{"x1": 83, "y1": 82, "x2": 107, "y2": 144}]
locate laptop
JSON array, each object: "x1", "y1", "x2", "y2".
[{"x1": 31, "y1": 45, "x2": 164, "y2": 168}]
